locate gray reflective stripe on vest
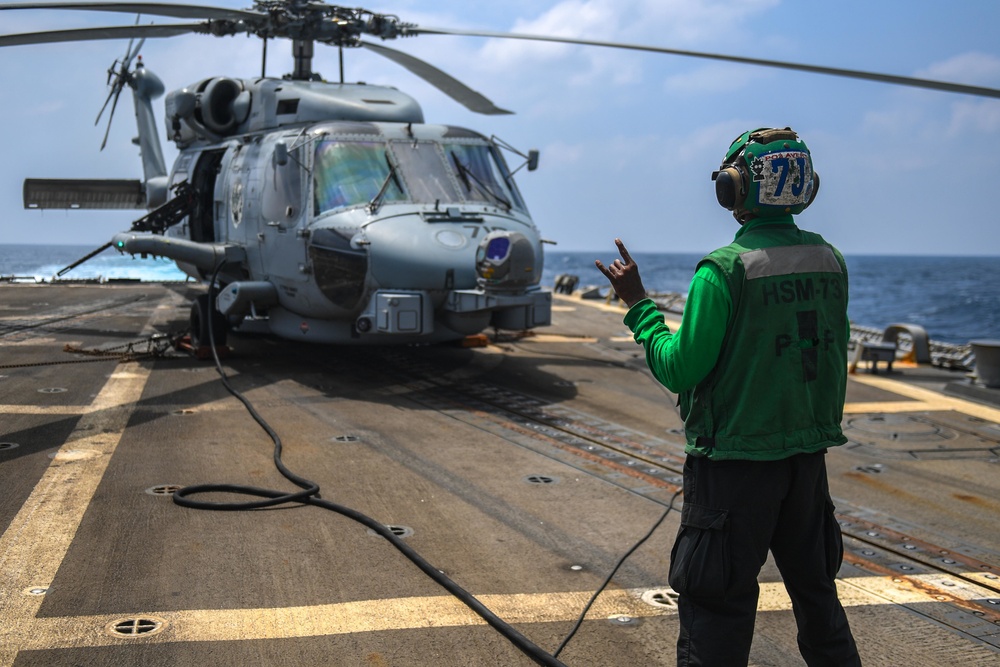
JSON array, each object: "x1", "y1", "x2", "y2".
[{"x1": 739, "y1": 245, "x2": 842, "y2": 280}]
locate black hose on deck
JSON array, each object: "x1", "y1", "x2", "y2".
[{"x1": 172, "y1": 262, "x2": 568, "y2": 667}]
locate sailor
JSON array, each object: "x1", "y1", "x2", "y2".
[{"x1": 596, "y1": 127, "x2": 862, "y2": 666}]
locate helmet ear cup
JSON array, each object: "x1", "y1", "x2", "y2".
[
  {"x1": 804, "y1": 171, "x2": 820, "y2": 210},
  {"x1": 713, "y1": 166, "x2": 745, "y2": 210}
]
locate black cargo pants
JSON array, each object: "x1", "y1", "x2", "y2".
[{"x1": 668, "y1": 450, "x2": 861, "y2": 666}]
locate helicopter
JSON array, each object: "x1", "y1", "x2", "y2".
[{"x1": 2, "y1": 2, "x2": 998, "y2": 348}]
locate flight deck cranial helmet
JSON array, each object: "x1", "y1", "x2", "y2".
[{"x1": 711, "y1": 127, "x2": 819, "y2": 223}]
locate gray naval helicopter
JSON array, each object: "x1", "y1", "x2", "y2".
[{"x1": 3, "y1": 2, "x2": 999, "y2": 349}]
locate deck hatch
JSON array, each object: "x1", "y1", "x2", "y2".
[
  {"x1": 524, "y1": 474, "x2": 558, "y2": 484},
  {"x1": 145, "y1": 484, "x2": 183, "y2": 496},
  {"x1": 106, "y1": 617, "x2": 166, "y2": 638},
  {"x1": 368, "y1": 525, "x2": 413, "y2": 538},
  {"x1": 641, "y1": 588, "x2": 680, "y2": 609}
]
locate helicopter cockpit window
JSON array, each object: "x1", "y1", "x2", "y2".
[
  {"x1": 313, "y1": 140, "x2": 404, "y2": 214},
  {"x1": 446, "y1": 143, "x2": 525, "y2": 212},
  {"x1": 389, "y1": 141, "x2": 461, "y2": 204}
]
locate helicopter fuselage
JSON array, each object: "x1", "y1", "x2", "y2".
[{"x1": 118, "y1": 76, "x2": 551, "y2": 345}]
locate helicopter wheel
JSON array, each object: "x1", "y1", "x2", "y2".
[{"x1": 190, "y1": 294, "x2": 228, "y2": 348}]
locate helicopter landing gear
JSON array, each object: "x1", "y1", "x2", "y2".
[{"x1": 190, "y1": 293, "x2": 228, "y2": 349}]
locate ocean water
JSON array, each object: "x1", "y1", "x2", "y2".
[
  {"x1": 548, "y1": 250, "x2": 1000, "y2": 345},
  {"x1": 1, "y1": 244, "x2": 996, "y2": 345},
  {"x1": 0, "y1": 243, "x2": 189, "y2": 284}
]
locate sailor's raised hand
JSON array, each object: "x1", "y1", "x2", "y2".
[{"x1": 595, "y1": 238, "x2": 647, "y2": 307}]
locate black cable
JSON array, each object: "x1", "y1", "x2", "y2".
[
  {"x1": 552, "y1": 487, "x2": 682, "y2": 658},
  {"x1": 172, "y1": 263, "x2": 568, "y2": 667}
]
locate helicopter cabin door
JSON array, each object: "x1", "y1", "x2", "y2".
[
  {"x1": 227, "y1": 135, "x2": 309, "y2": 284},
  {"x1": 190, "y1": 149, "x2": 226, "y2": 243}
]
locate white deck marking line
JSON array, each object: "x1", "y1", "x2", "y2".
[{"x1": 0, "y1": 366, "x2": 154, "y2": 665}]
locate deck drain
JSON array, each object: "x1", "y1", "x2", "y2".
[
  {"x1": 145, "y1": 484, "x2": 183, "y2": 496},
  {"x1": 641, "y1": 588, "x2": 680, "y2": 609},
  {"x1": 367, "y1": 525, "x2": 413, "y2": 539},
  {"x1": 332, "y1": 435, "x2": 360, "y2": 442},
  {"x1": 172, "y1": 409, "x2": 196, "y2": 415},
  {"x1": 0, "y1": 442, "x2": 19, "y2": 452},
  {"x1": 525, "y1": 474, "x2": 558, "y2": 485},
  {"x1": 855, "y1": 464, "x2": 885, "y2": 474},
  {"x1": 106, "y1": 617, "x2": 166, "y2": 638},
  {"x1": 23, "y1": 586, "x2": 49, "y2": 596},
  {"x1": 38, "y1": 387, "x2": 67, "y2": 394}
]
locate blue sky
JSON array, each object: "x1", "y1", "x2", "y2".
[{"x1": 1, "y1": 0, "x2": 998, "y2": 255}]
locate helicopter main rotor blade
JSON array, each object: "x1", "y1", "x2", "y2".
[
  {"x1": 409, "y1": 26, "x2": 1000, "y2": 100},
  {"x1": 0, "y1": 22, "x2": 203, "y2": 47},
  {"x1": 360, "y1": 40, "x2": 513, "y2": 115},
  {"x1": 0, "y1": 2, "x2": 262, "y2": 21}
]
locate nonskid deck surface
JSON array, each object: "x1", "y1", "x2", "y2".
[{"x1": 1, "y1": 283, "x2": 998, "y2": 666}]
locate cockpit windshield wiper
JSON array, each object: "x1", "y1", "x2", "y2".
[
  {"x1": 368, "y1": 151, "x2": 402, "y2": 214},
  {"x1": 451, "y1": 153, "x2": 511, "y2": 211}
]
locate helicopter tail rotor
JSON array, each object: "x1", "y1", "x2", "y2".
[{"x1": 95, "y1": 22, "x2": 146, "y2": 150}]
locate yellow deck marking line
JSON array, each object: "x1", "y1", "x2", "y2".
[
  {"x1": 842, "y1": 401, "x2": 932, "y2": 414},
  {"x1": 12, "y1": 588, "x2": 656, "y2": 649},
  {"x1": 850, "y1": 373, "x2": 1000, "y2": 423},
  {"x1": 0, "y1": 368, "x2": 153, "y2": 666},
  {"x1": 10, "y1": 572, "x2": 990, "y2": 650},
  {"x1": 0, "y1": 405, "x2": 88, "y2": 415},
  {"x1": 553, "y1": 293, "x2": 682, "y2": 328},
  {"x1": 511, "y1": 333, "x2": 600, "y2": 344},
  {"x1": 1, "y1": 396, "x2": 244, "y2": 417}
]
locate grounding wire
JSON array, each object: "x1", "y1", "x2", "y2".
[
  {"x1": 171, "y1": 262, "x2": 568, "y2": 667},
  {"x1": 552, "y1": 487, "x2": 682, "y2": 658}
]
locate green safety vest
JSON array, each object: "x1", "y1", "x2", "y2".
[{"x1": 681, "y1": 223, "x2": 850, "y2": 460}]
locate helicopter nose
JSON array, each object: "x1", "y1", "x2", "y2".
[{"x1": 308, "y1": 227, "x2": 369, "y2": 310}]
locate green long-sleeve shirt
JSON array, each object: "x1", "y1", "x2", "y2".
[
  {"x1": 624, "y1": 261, "x2": 731, "y2": 394},
  {"x1": 623, "y1": 217, "x2": 803, "y2": 394}
]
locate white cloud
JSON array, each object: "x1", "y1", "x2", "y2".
[
  {"x1": 917, "y1": 52, "x2": 1000, "y2": 86},
  {"x1": 474, "y1": 0, "x2": 781, "y2": 85},
  {"x1": 945, "y1": 99, "x2": 1000, "y2": 136}
]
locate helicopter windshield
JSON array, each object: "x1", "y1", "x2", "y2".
[
  {"x1": 390, "y1": 141, "x2": 462, "y2": 204},
  {"x1": 313, "y1": 136, "x2": 526, "y2": 215},
  {"x1": 445, "y1": 143, "x2": 524, "y2": 211},
  {"x1": 313, "y1": 140, "x2": 405, "y2": 214}
]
